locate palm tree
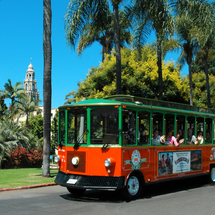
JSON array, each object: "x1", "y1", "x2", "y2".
[
  {"x1": 174, "y1": 0, "x2": 214, "y2": 106},
  {"x1": 43, "y1": 0, "x2": 52, "y2": 177},
  {"x1": 194, "y1": 40, "x2": 214, "y2": 108},
  {"x1": 127, "y1": 0, "x2": 174, "y2": 100},
  {"x1": 189, "y1": 0, "x2": 215, "y2": 108},
  {"x1": 112, "y1": 0, "x2": 124, "y2": 94},
  {"x1": 174, "y1": 13, "x2": 198, "y2": 106},
  {"x1": 16, "y1": 98, "x2": 41, "y2": 125},
  {"x1": 64, "y1": 0, "x2": 126, "y2": 94},
  {"x1": 76, "y1": 9, "x2": 132, "y2": 62},
  {"x1": 0, "y1": 79, "x2": 26, "y2": 112}
]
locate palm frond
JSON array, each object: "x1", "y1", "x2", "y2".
[
  {"x1": 162, "y1": 38, "x2": 181, "y2": 58},
  {"x1": 177, "y1": 50, "x2": 186, "y2": 70},
  {"x1": 65, "y1": 0, "x2": 108, "y2": 48}
]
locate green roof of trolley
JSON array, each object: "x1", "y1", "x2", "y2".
[
  {"x1": 59, "y1": 95, "x2": 215, "y2": 116},
  {"x1": 59, "y1": 99, "x2": 122, "y2": 109}
]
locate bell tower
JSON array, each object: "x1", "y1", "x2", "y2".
[{"x1": 24, "y1": 63, "x2": 39, "y2": 105}]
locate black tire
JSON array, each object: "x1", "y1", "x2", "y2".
[
  {"x1": 210, "y1": 166, "x2": 215, "y2": 183},
  {"x1": 124, "y1": 173, "x2": 143, "y2": 200},
  {"x1": 67, "y1": 187, "x2": 86, "y2": 196}
]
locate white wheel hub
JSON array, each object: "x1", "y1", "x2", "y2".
[
  {"x1": 211, "y1": 167, "x2": 215, "y2": 182},
  {"x1": 127, "y1": 175, "x2": 140, "y2": 196}
]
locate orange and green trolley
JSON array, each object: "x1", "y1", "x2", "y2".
[{"x1": 54, "y1": 95, "x2": 215, "y2": 199}]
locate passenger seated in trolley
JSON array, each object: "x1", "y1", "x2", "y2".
[
  {"x1": 187, "y1": 128, "x2": 197, "y2": 145},
  {"x1": 160, "y1": 129, "x2": 180, "y2": 147},
  {"x1": 151, "y1": 129, "x2": 161, "y2": 145},
  {"x1": 196, "y1": 131, "x2": 204, "y2": 145},
  {"x1": 139, "y1": 126, "x2": 147, "y2": 144},
  {"x1": 187, "y1": 128, "x2": 204, "y2": 145},
  {"x1": 206, "y1": 132, "x2": 212, "y2": 143},
  {"x1": 177, "y1": 129, "x2": 185, "y2": 144}
]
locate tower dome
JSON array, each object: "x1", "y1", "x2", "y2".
[{"x1": 28, "y1": 62, "x2": 33, "y2": 69}]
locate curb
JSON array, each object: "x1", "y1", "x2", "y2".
[{"x1": 0, "y1": 182, "x2": 57, "y2": 192}]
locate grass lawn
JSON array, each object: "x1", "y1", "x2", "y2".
[{"x1": 0, "y1": 168, "x2": 58, "y2": 189}]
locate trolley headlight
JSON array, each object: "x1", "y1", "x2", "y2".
[
  {"x1": 104, "y1": 158, "x2": 111, "y2": 167},
  {"x1": 104, "y1": 158, "x2": 116, "y2": 167},
  {"x1": 72, "y1": 156, "x2": 79, "y2": 166},
  {"x1": 54, "y1": 155, "x2": 60, "y2": 163}
]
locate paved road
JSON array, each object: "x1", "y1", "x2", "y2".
[{"x1": 0, "y1": 175, "x2": 214, "y2": 215}]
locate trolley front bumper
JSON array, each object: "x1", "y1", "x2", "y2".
[{"x1": 55, "y1": 171, "x2": 125, "y2": 190}]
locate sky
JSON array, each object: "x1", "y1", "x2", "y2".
[{"x1": 0, "y1": 0, "x2": 187, "y2": 108}]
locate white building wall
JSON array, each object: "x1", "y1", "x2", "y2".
[{"x1": 18, "y1": 106, "x2": 57, "y2": 123}]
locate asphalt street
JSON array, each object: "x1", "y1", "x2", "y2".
[{"x1": 0, "y1": 175, "x2": 214, "y2": 215}]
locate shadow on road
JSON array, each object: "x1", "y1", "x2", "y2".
[
  {"x1": 60, "y1": 175, "x2": 214, "y2": 203},
  {"x1": 60, "y1": 189, "x2": 124, "y2": 203},
  {"x1": 143, "y1": 175, "x2": 213, "y2": 199}
]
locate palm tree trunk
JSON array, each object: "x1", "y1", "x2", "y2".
[
  {"x1": 102, "y1": 47, "x2": 105, "y2": 62},
  {"x1": 42, "y1": 0, "x2": 52, "y2": 177},
  {"x1": 204, "y1": 49, "x2": 211, "y2": 108},
  {"x1": 157, "y1": 34, "x2": 163, "y2": 100},
  {"x1": 102, "y1": 44, "x2": 109, "y2": 62},
  {"x1": 113, "y1": 3, "x2": 122, "y2": 94},
  {"x1": 187, "y1": 54, "x2": 193, "y2": 106},
  {"x1": 26, "y1": 113, "x2": 29, "y2": 125}
]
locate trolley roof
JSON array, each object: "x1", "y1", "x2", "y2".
[{"x1": 59, "y1": 95, "x2": 215, "y2": 116}]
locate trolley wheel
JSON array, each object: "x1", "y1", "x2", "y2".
[
  {"x1": 67, "y1": 187, "x2": 86, "y2": 196},
  {"x1": 124, "y1": 173, "x2": 143, "y2": 200},
  {"x1": 210, "y1": 166, "x2": 215, "y2": 183}
]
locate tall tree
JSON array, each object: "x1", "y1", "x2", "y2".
[
  {"x1": 64, "y1": 0, "x2": 126, "y2": 94},
  {"x1": 112, "y1": 0, "x2": 123, "y2": 94},
  {"x1": 198, "y1": 41, "x2": 214, "y2": 108},
  {"x1": 43, "y1": 0, "x2": 52, "y2": 177},
  {"x1": 174, "y1": 0, "x2": 199, "y2": 106},
  {"x1": 174, "y1": 0, "x2": 215, "y2": 106},
  {"x1": 127, "y1": 0, "x2": 174, "y2": 100},
  {"x1": 189, "y1": 0, "x2": 215, "y2": 108}
]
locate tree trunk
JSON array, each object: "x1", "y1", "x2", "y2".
[
  {"x1": 102, "y1": 47, "x2": 105, "y2": 62},
  {"x1": 113, "y1": 3, "x2": 122, "y2": 94},
  {"x1": 187, "y1": 54, "x2": 193, "y2": 106},
  {"x1": 102, "y1": 44, "x2": 109, "y2": 62},
  {"x1": 204, "y1": 49, "x2": 211, "y2": 108},
  {"x1": 26, "y1": 113, "x2": 29, "y2": 125},
  {"x1": 157, "y1": 34, "x2": 163, "y2": 100},
  {"x1": 42, "y1": 0, "x2": 52, "y2": 177}
]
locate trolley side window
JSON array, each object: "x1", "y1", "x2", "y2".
[
  {"x1": 152, "y1": 112, "x2": 163, "y2": 145},
  {"x1": 122, "y1": 109, "x2": 136, "y2": 145},
  {"x1": 206, "y1": 118, "x2": 212, "y2": 144},
  {"x1": 214, "y1": 119, "x2": 215, "y2": 144},
  {"x1": 67, "y1": 109, "x2": 87, "y2": 144},
  {"x1": 187, "y1": 116, "x2": 195, "y2": 144},
  {"x1": 59, "y1": 110, "x2": 66, "y2": 144},
  {"x1": 165, "y1": 114, "x2": 175, "y2": 135},
  {"x1": 91, "y1": 108, "x2": 119, "y2": 144},
  {"x1": 176, "y1": 115, "x2": 185, "y2": 145},
  {"x1": 138, "y1": 111, "x2": 150, "y2": 145}
]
